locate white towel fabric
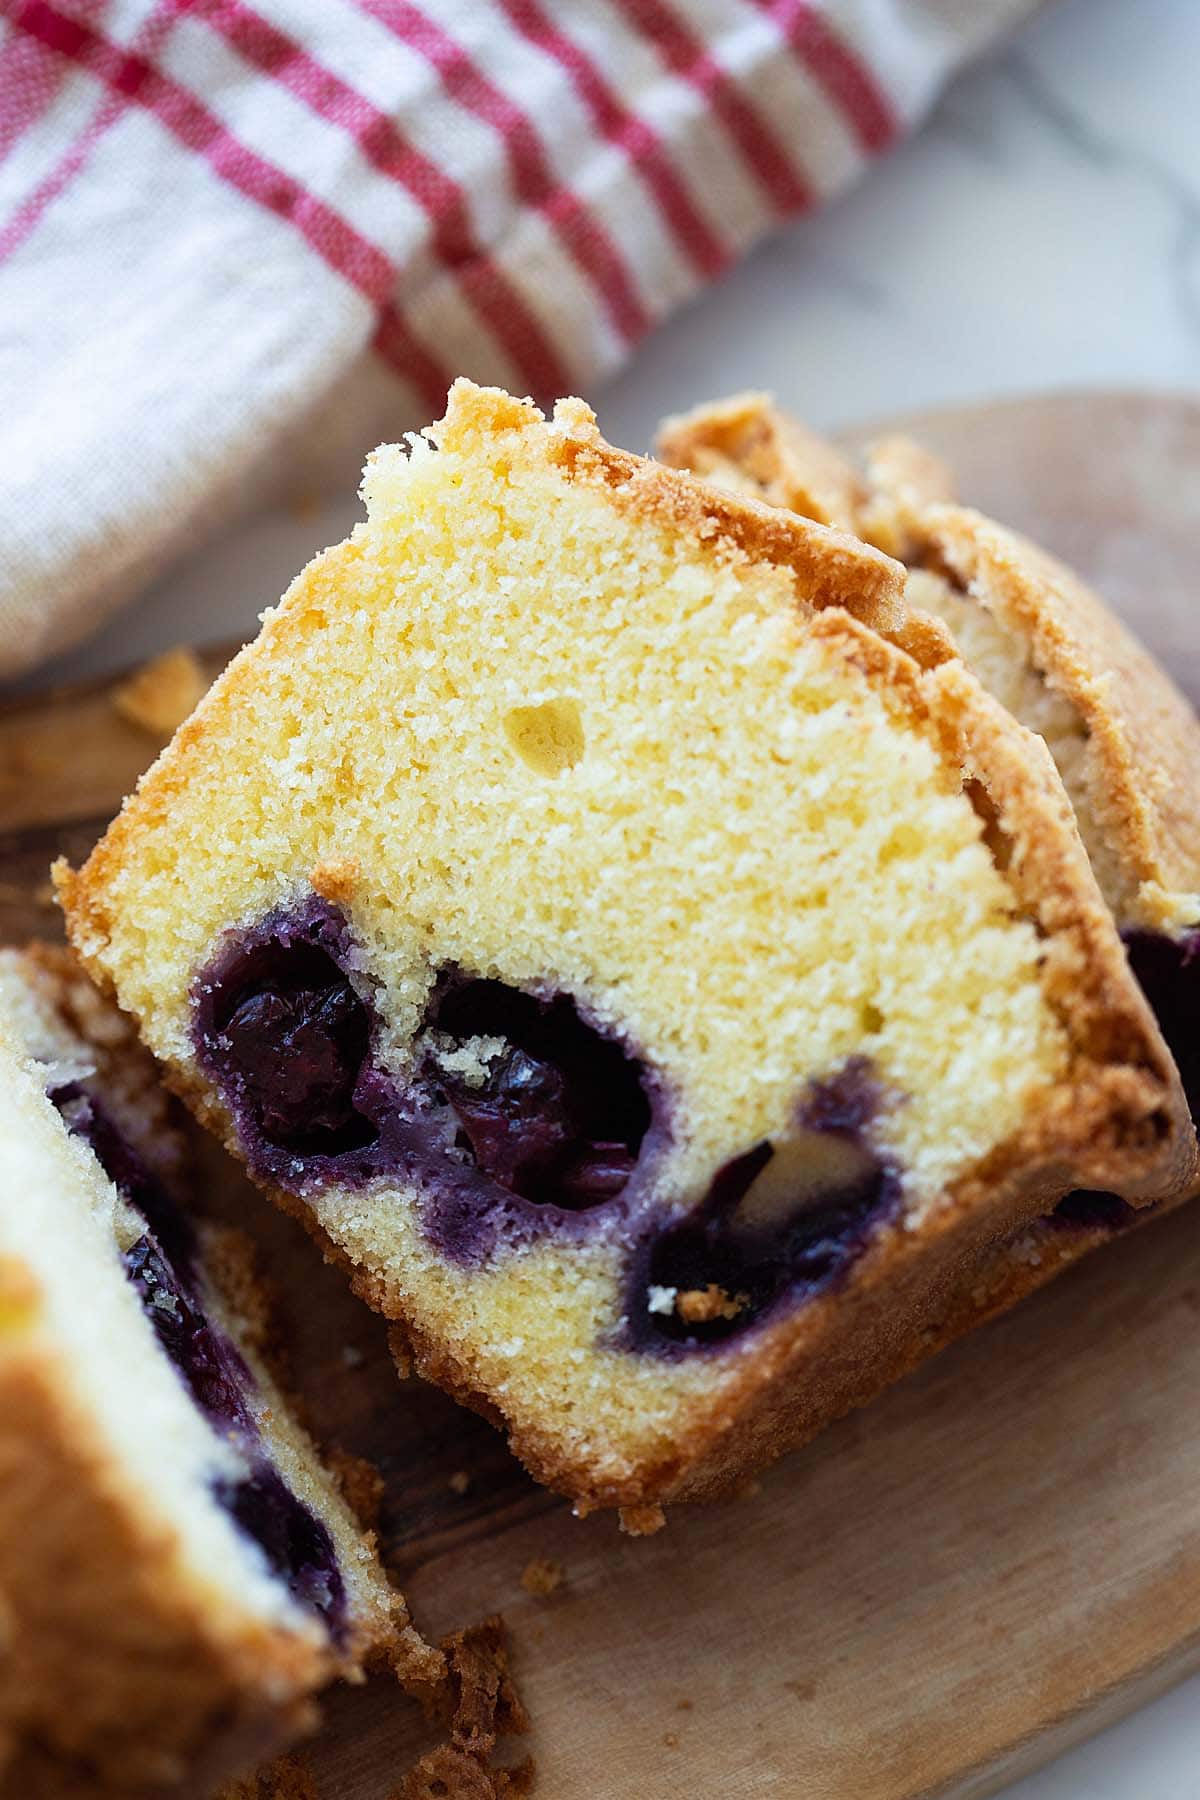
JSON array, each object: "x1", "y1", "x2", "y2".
[{"x1": 0, "y1": 0, "x2": 1040, "y2": 676}]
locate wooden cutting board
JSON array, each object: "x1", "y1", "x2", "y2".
[{"x1": 2, "y1": 390, "x2": 1199, "y2": 1800}]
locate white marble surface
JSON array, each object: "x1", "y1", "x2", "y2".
[{"x1": 27, "y1": 0, "x2": 1200, "y2": 1791}]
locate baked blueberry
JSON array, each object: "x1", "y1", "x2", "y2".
[
  {"x1": 425, "y1": 976, "x2": 650, "y2": 1210},
  {"x1": 195, "y1": 901, "x2": 378, "y2": 1160},
  {"x1": 635, "y1": 1064, "x2": 899, "y2": 1347},
  {"x1": 214, "y1": 1466, "x2": 345, "y2": 1632}
]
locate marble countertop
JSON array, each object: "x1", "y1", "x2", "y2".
[{"x1": 33, "y1": 0, "x2": 1200, "y2": 1791}]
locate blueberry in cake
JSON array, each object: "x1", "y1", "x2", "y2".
[
  {"x1": 0, "y1": 946, "x2": 433, "y2": 1796},
  {"x1": 58, "y1": 382, "x2": 1195, "y2": 1516},
  {"x1": 660, "y1": 392, "x2": 1200, "y2": 1299}
]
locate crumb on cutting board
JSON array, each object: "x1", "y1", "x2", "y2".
[
  {"x1": 326, "y1": 1446, "x2": 385, "y2": 1531},
  {"x1": 449, "y1": 1469, "x2": 472, "y2": 1495},
  {"x1": 218, "y1": 1754, "x2": 317, "y2": 1800},
  {"x1": 618, "y1": 1504, "x2": 665, "y2": 1537},
  {"x1": 112, "y1": 646, "x2": 208, "y2": 736},
  {"x1": 395, "y1": 1614, "x2": 534, "y2": 1800},
  {"x1": 519, "y1": 1557, "x2": 564, "y2": 1598}
]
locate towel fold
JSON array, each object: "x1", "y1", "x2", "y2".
[{"x1": 0, "y1": 0, "x2": 1040, "y2": 675}]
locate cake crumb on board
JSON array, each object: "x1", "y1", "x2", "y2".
[
  {"x1": 395, "y1": 1615, "x2": 534, "y2": 1800},
  {"x1": 112, "y1": 646, "x2": 207, "y2": 736},
  {"x1": 519, "y1": 1557, "x2": 564, "y2": 1597},
  {"x1": 219, "y1": 1755, "x2": 317, "y2": 1800}
]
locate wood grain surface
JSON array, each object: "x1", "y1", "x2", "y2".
[{"x1": 2, "y1": 391, "x2": 1198, "y2": 1800}]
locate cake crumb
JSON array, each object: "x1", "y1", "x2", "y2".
[
  {"x1": 113, "y1": 646, "x2": 207, "y2": 736},
  {"x1": 218, "y1": 1754, "x2": 317, "y2": 1800},
  {"x1": 310, "y1": 855, "x2": 363, "y2": 903},
  {"x1": 519, "y1": 1557, "x2": 564, "y2": 1597},
  {"x1": 676, "y1": 1699, "x2": 693, "y2": 1711},
  {"x1": 675, "y1": 1283, "x2": 745, "y2": 1325},
  {"x1": 449, "y1": 1469, "x2": 472, "y2": 1495},
  {"x1": 327, "y1": 1447, "x2": 385, "y2": 1531},
  {"x1": 618, "y1": 1504, "x2": 666, "y2": 1537},
  {"x1": 662, "y1": 1732, "x2": 679, "y2": 1749},
  {"x1": 394, "y1": 1748, "x2": 534, "y2": 1799},
  {"x1": 388, "y1": 1326, "x2": 414, "y2": 1380},
  {"x1": 396, "y1": 1615, "x2": 533, "y2": 1800},
  {"x1": 341, "y1": 1343, "x2": 366, "y2": 1369}
]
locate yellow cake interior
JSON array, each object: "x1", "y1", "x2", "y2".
[{"x1": 64, "y1": 387, "x2": 1078, "y2": 1492}]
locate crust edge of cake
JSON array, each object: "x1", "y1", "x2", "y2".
[{"x1": 658, "y1": 390, "x2": 1200, "y2": 935}]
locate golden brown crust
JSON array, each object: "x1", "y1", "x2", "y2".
[
  {"x1": 657, "y1": 391, "x2": 870, "y2": 533},
  {"x1": 925, "y1": 506, "x2": 1200, "y2": 931},
  {"x1": 56, "y1": 384, "x2": 1197, "y2": 1516},
  {"x1": 857, "y1": 433, "x2": 957, "y2": 557},
  {"x1": 660, "y1": 392, "x2": 1200, "y2": 934},
  {"x1": 658, "y1": 393, "x2": 1200, "y2": 1432}
]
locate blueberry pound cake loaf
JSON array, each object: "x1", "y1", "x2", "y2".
[
  {"x1": 58, "y1": 382, "x2": 1196, "y2": 1516},
  {"x1": 660, "y1": 391, "x2": 1200, "y2": 1313},
  {"x1": 0, "y1": 948, "x2": 427, "y2": 1797}
]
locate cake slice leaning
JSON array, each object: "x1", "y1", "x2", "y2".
[
  {"x1": 0, "y1": 947, "x2": 433, "y2": 1798},
  {"x1": 58, "y1": 382, "x2": 1196, "y2": 1519},
  {"x1": 660, "y1": 392, "x2": 1200, "y2": 1310}
]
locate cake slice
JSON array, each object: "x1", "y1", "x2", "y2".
[
  {"x1": 58, "y1": 382, "x2": 1195, "y2": 1517},
  {"x1": 660, "y1": 392, "x2": 1200, "y2": 1301},
  {"x1": 0, "y1": 946, "x2": 434, "y2": 1797},
  {"x1": 659, "y1": 391, "x2": 1200, "y2": 948}
]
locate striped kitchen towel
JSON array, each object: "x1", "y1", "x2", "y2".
[{"x1": 0, "y1": 0, "x2": 1039, "y2": 676}]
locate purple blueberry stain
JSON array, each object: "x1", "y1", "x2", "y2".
[
  {"x1": 47, "y1": 1076, "x2": 346, "y2": 1636},
  {"x1": 212, "y1": 1465, "x2": 344, "y2": 1624},
  {"x1": 628, "y1": 1059, "x2": 900, "y2": 1351},
  {"x1": 192, "y1": 897, "x2": 659, "y2": 1263},
  {"x1": 123, "y1": 1232, "x2": 256, "y2": 1434}
]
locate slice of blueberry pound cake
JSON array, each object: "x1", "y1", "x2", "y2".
[
  {"x1": 0, "y1": 947, "x2": 431, "y2": 1797},
  {"x1": 58, "y1": 382, "x2": 1195, "y2": 1515},
  {"x1": 660, "y1": 392, "x2": 1200, "y2": 1294}
]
